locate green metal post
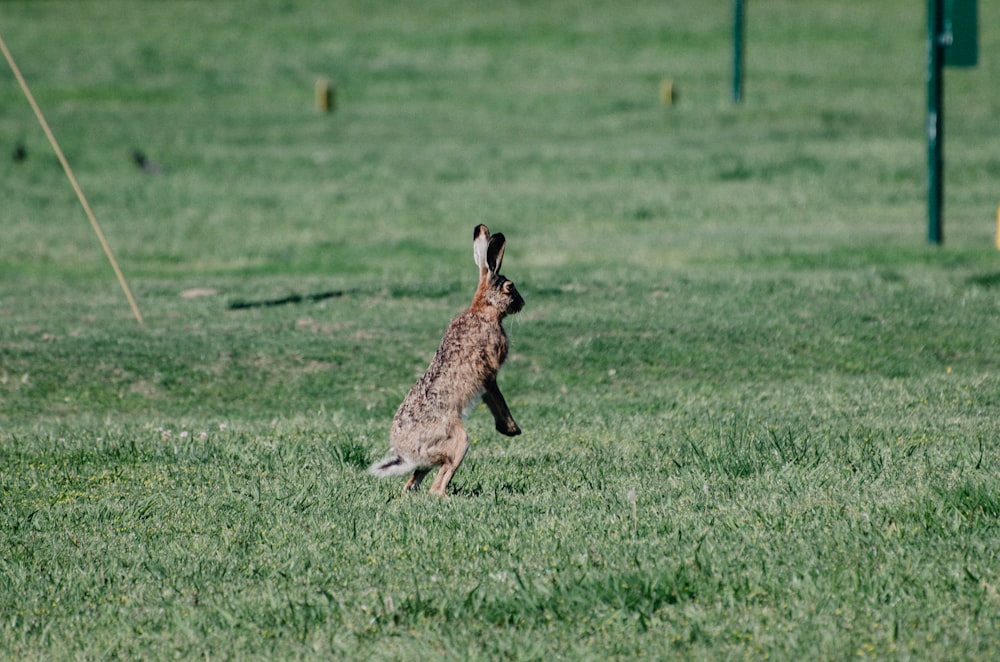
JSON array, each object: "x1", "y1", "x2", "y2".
[
  {"x1": 733, "y1": 0, "x2": 745, "y2": 103},
  {"x1": 927, "y1": 0, "x2": 944, "y2": 244}
]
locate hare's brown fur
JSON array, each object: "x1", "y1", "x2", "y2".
[{"x1": 369, "y1": 225, "x2": 524, "y2": 496}]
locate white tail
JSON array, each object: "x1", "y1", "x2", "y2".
[{"x1": 368, "y1": 454, "x2": 419, "y2": 477}]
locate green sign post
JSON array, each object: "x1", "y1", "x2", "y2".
[
  {"x1": 944, "y1": 0, "x2": 979, "y2": 67},
  {"x1": 732, "y1": 0, "x2": 746, "y2": 104},
  {"x1": 927, "y1": 0, "x2": 979, "y2": 245}
]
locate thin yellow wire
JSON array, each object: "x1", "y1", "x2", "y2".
[{"x1": 0, "y1": 32, "x2": 144, "y2": 325}]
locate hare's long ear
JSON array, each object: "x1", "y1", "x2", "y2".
[
  {"x1": 486, "y1": 233, "x2": 506, "y2": 274},
  {"x1": 473, "y1": 224, "x2": 490, "y2": 273}
]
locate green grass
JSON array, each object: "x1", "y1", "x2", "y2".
[{"x1": 2, "y1": 0, "x2": 999, "y2": 658}]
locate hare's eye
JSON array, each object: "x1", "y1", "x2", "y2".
[{"x1": 502, "y1": 281, "x2": 513, "y2": 293}]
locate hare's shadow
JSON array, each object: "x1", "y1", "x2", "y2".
[
  {"x1": 228, "y1": 289, "x2": 345, "y2": 310},
  {"x1": 967, "y1": 272, "x2": 1000, "y2": 289}
]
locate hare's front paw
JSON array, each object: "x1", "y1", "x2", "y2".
[{"x1": 498, "y1": 420, "x2": 521, "y2": 437}]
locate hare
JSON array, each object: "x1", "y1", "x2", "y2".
[{"x1": 369, "y1": 224, "x2": 525, "y2": 496}]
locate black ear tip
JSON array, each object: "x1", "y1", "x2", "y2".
[
  {"x1": 486, "y1": 232, "x2": 507, "y2": 271},
  {"x1": 474, "y1": 224, "x2": 489, "y2": 240}
]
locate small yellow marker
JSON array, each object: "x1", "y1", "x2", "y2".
[
  {"x1": 659, "y1": 79, "x2": 675, "y2": 106},
  {"x1": 315, "y1": 78, "x2": 335, "y2": 113},
  {"x1": 995, "y1": 204, "x2": 1000, "y2": 250}
]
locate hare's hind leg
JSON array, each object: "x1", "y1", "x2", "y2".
[
  {"x1": 403, "y1": 468, "x2": 430, "y2": 493},
  {"x1": 428, "y1": 427, "x2": 469, "y2": 497}
]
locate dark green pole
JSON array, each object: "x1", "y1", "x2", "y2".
[
  {"x1": 927, "y1": 0, "x2": 944, "y2": 244},
  {"x1": 733, "y1": 0, "x2": 745, "y2": 103}
]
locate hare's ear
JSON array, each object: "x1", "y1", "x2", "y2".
[
  {"x1": 486, "y1": 233, "x2": 506, "y2": 273},
  {"x1": 473, "y1": 224, "x2": 490, "y2": 272}
]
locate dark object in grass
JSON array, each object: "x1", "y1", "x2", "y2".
[
  {"x1": 13, "y1": 143, "x2": 26, "y2": 162},
  {"x1": 132, "y1": 149, "x2": 163, "y2": 174},
  {"x1": 228, "y1": 290, "x2": 345, "y2": 310}
]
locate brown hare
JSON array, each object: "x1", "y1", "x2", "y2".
[{"x1": 369, "y1": 224, "x2": 525, "y2": 496}]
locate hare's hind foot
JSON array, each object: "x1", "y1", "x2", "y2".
[
  {"x1": 428, "y1": 428, "x2": 470, "y2": 497},
  {"x1": 403, "y1": 468, "x2": 430, "y2": 493}
]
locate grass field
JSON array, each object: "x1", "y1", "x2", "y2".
[{"x1": 2, "y1": 1, "x2": 999, "y2": 658}]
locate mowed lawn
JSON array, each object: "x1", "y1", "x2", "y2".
[{"x1": 1, "y1": 1, "x2": 999, "y2": 659}]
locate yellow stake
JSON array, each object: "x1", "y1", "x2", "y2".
[
  {"x1": 0, "y1": 32, "x2": 144, "y2": 324},
  {"x1": 996, "y1": 204, "x2": 1000, "y2": 251},
  {"x1": 316, "y1": 78, "x2": 335, "y2": 113},
  {"x1": 659, "y1": 79, "x2": 675, "y2": 106}
]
